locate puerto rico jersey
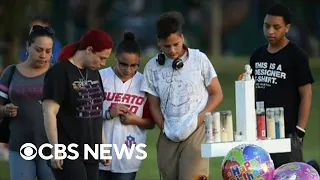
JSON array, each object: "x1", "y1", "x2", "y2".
[{"x1": 98, "y1": 67, "x2": 151, "y2": 173}]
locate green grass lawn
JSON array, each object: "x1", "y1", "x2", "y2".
[{"x1": 0, "y1": 56, "x2": 319, "y2": 180}]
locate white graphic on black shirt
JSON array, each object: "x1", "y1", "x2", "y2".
[
  {"x1": 72, "y1": 79, "x2": 103, "y2": 119},
  {"x1": 254, "y1": 62, "x2": 286, "y2": 89}
]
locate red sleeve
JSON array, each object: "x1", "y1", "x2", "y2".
[{"x1": 142, "y1": 100, "x2": 153, "y2": 122}]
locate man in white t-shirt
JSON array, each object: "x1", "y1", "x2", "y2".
[{"x1": 140, "y1": 11, "x2": 223, "y2": 180}]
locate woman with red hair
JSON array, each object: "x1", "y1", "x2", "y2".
[{"x1": 42, "y1": 29, "x2": 113, "y2": 180}]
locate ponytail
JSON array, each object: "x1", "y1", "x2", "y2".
[{"x1": 58, "y1": 42, "x2": 80, "y2": 61}]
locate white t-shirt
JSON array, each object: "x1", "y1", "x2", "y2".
[
  {"x1": 140, "y1": 48, "x2": 217, "y2": 142},
  {"x1": 99, "y1": 67, "x2": 148, "y2": 173}
]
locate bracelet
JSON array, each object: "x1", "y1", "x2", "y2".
[
  {"x1": 296, "y1": 125, "x2": 306, "y2": 132},
  {"x1": 103, "y1": 110, "x2": 109, "y2": 120},
  {"x1": 296, "y1": 126, "x2": 306, "y2": 138},
  {"x1": 105, "y1": 110, "x2": 113, "y2": 120},
  {"x1": 108, "y1": 110, "x2": 113, "y2": 119}
]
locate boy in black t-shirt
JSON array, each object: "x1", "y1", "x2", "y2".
[{"x1": 249, "y1": 3, "x2": 314, "y2": 168}]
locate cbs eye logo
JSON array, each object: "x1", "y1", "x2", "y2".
[{"x1": 20, "y1": 143, "x2": 37, "y2": 160}]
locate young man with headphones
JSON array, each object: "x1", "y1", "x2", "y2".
[{"x1": 140, "y1": 11, "x2": 223, "y2": 179}]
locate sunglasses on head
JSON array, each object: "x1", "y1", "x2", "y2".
[{"x1": 29, "y1": 25, "x2": 55, "y2": 35}]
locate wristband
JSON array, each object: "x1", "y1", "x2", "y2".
[
  {"x1": 105, "y1": 110, "x2": 113, "y2": 120},
  {"x1": 103, "y1": 110, "x2": 110, "y2": 120},
  {"x1": 296, "y1": 125, "x2": 305, "y2": 132},
  {"x1": 296, "y1": 126, "x2": 305, "y2": 138}
]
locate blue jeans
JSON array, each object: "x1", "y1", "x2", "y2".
[
  {"x1": 9, "y1": 150, "x2": 55, "y2": 180},
  {"x1": 99, "y1": 170, "x2": 137, "y2": 180}
]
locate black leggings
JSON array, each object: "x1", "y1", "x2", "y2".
[{"x1": 50, "y1": 158, "x2": 99, "y2": 180}]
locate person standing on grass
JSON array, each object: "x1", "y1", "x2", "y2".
[
  {"x1": 42, "y1": 29, "x2": 113, "y2": 180},
  {"x1": 98, "y1": 31, "x2": 154, "y2": 180},
  {"x1": 140, "y1": 11, "x2": 223, "y2": 180},
  {"x1": 0, "y1": 25, "x2": 55, "y2": 180},
  {"x1": 249, "y1": 3, "x2": 314, "y2": 168}
]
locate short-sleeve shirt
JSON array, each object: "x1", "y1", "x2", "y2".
[
  {"x1": 0, "y1": 65, "x2": 48, "y2": 152},
  {"x1": 140, "y1": 48, "x2": 217, "y2": 142},
  {"x1": 42, "y1": 60, "x2": 105, "y2": 163},
  {"x1": 99, "y1": 67, "x2": 153, "y2": 173},
  {"x1": 250, "y1": 41, "x2": 314, "y2": 134}
]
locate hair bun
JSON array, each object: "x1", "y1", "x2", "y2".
[{"x1": 123, "y1": 31, "x2": 135, "y2": 41}]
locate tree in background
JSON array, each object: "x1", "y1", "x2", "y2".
[{"x1": 0, "y1": 0, "x2": 52, "y2": 71}]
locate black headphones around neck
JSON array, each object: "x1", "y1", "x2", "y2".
[{"x1": 156, "y1": 53, "x2": 184, "y2": 70}]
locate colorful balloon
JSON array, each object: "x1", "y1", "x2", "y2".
[
  {"x1": 221, "y1": 144, "x2": 274, "y2": 180},
  {"x1": 273, "y1": 162, "x2": 320, "y2": 180},
  {"x1": 243, "y1": 145, "x2": 270, "y2": 163}
]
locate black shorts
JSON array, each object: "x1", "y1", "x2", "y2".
[{"x1": 270, "y1": 133, "x2": 304, "y2": 168}]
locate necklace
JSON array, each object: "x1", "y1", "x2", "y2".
[
  {"x1": 113, "y1": 67, "x2": 133, "y2": 103},
  {"x1": 71, "y1": 58, "x2": 88, "y2": 85},
  {"x1": 78, "y1": 68, "x2": 88, "y2": 86}
]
